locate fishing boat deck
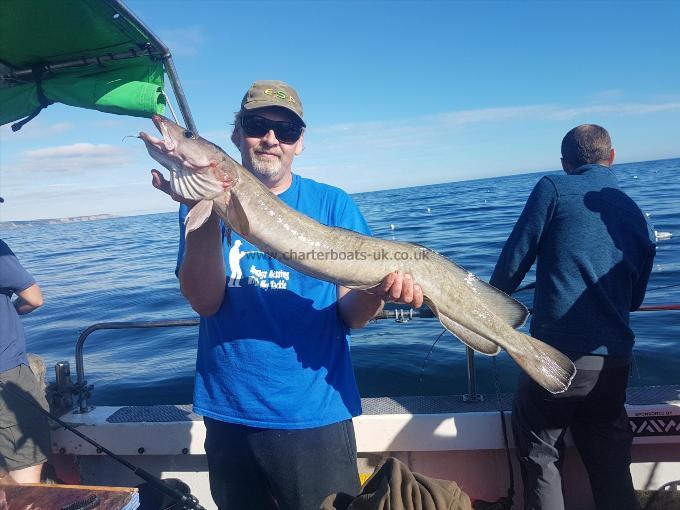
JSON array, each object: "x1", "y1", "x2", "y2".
[
  {"x1": 52, "y1": 384, "x2": 680, "y2": 456},
  {"x1": 48, "y1": 384, "x2": 680, "y2": 510},
  {"x1": 364, "y1": 383, "x2": 680, "y2": 411},
  {"x1": 98, "y1": 383, "x2": 680, "y2": 420}
]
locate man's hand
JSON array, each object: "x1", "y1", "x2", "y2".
[
  {"x1": 151, "y1": 169, "x2": 198, "y2": 207},
  {"x1": 337, "y1": 271, "x2": 423, "y2": 329},
  {"x1": 366, "y1": 270, "x2": 424, "y2": 308}
]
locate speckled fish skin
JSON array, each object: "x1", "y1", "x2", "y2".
[{"x1": 140, "y1": 115, "x2": 576, "y2": 394}]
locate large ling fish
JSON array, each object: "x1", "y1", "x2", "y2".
[{"x1": 140, "y1": 115, "x2": 575, "y2": 394}]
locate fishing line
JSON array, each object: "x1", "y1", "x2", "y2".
[
  {"x1": 0, "y1": 380, "x2": 205, "y2": 510},
  {"x1": 648, "y1": 282, "x2": 680, "y2": 292},
  {"x1": 161, "y1": 89, "x2": 180, "y2": 125},
  {"x1": 632, "y1": 350, "x2": 643, "y2": 384},
  {"x1": 490, "y1": 355, "x2": 514, "y2": 508},
  {"x1": 515, "y1": 281, "x2": 680, "y2": 294},
  {"x1": 471, "y1": 357, "x2": 514, "y2": 510},
  {"x1": 418, "y1": 328, "x2": 447, "y2": 390}
]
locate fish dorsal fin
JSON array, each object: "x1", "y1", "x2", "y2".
[
  {"x1": 226, "y1": 192, "x2": 250, "y2": 237},
  {"x1": 184, "y1": 199, "x2": 214, "y2": 237},
  {"x1": 469, "y1": 278, "x2": 529, "y2": 329}
]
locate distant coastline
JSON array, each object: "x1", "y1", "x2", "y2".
[{"x1": 0, "y1": 214, "x2": 118, "y2": 229}]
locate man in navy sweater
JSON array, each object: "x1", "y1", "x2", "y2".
[{"x1": 490, "y1": 125, "x2": 656, "y2": 510}]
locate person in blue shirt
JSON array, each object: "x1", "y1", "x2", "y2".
[
  {"x1": 152, "y1": 80, "x2": 423, "y2": 510},
  {"x1": 490, "y1": 125, "x2": 656, "y2": 510},
  {"x1": 0, "y1": 211, "x2": 50, "y2": 483}
]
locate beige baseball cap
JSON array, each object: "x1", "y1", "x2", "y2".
[{"x1": 240, "y1": 80, "x2": 305, "y2": 126}]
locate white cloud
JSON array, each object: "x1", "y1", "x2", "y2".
[
  {"x1": 545, "y1": 102, "x2": 680, "y2": 119},
  {"x1": 433, "y1": 105, "x2": 551, "y2": 125},
  {"x1": 24, "y1": 143, "x2": 121, "y2": 158},
  {"x1": 0, "y1": 121, "x2": 73, "y2": 141},
  {"x1": 9, "y1": 143, "x2": 131, "y2": 174},
  {"x1": 319, "y1": 101, "x2": 680, "y2": 133},
  {"x1": 310, "y1": 101, "x2": 680, "y2": 151},
  {"x1": 297, "y1": 99, "x2": 680, "y2": 193}
]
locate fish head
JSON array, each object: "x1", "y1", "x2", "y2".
[{"x1": 140, "y1": 115, "x2": 237, "y2": 201}]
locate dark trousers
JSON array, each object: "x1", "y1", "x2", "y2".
[
  {"x1": 204, "y1": 417, "x2": 361, "y2": 510},
  {"x1": 512, "y1": 357, "x2": 639, "y2": 510}
]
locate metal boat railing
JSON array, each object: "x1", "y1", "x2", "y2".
[
  {"x1": 71, "y1": 319, "x2": 199, "y2": 413},
  {"x1": 63, "y1": 306, "x2": 486, "y2": 413}
]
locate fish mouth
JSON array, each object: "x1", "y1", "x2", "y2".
[
  {"x1": 154, "y1": 115, "x2": 177, "y2": 151},
  {"x1": 151, "y1": 114, "x2": 164, "y2": 131},
  {"x1": 139, "y1": 115, "x2": 176, "y2": 153}
]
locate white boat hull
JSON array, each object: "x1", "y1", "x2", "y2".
[{"x1": 49, "y1": 386, "x2": 680, "y2": 510}]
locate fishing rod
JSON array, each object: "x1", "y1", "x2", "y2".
[
  {"x1": 637, "y1": 304, "x2": 680, "y2": 311},
  {"x1": 0, "y1": 380, "x2": 205, "y2": 510},
  {"x1": 513, "y1": 282, "x2": 680, "y2": 304},
  {"x1": 516, "y1": 282, "x2": 680, "y2": 294},
  {"x1": 513, "y1": 282, "x2": 536, "y2": 293},
  {"x1": 375, "y1": 301, "x2": 679, "y2": 323},
  {"x1": 506, "y1": 281, "x2": 680, "y2": 312},
  {"x1": 374, "y1": 306, "x2": 435, "y2": 321}
]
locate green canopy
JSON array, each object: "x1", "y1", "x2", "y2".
[{"x1": 0, "y1": 0, "x2": 193, "y2": 130}]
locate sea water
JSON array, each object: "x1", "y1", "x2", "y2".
[{"x1": 1, "y1": 158, "x2": 678, "y2": 405}]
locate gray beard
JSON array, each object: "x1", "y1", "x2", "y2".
[{"x1": 249, "y1": 153, "x2": 282, "y2": 180}]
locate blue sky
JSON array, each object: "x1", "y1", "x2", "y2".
[{"x1": 1, "y1": 0, "x2": 679, "y2": 221}]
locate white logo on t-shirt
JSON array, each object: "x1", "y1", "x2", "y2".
[{"x1": 227, "y1": 240, "x2": 290, "y2": 290}]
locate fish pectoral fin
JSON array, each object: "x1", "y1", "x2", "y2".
[
  {"x1": 226, "y1": 192, "x2": 250, "y2": 237},
  {"x1": 423, "y1": 296, "x2": 500, "y2": 355},
  {"x1": 438, "y1": 313, "x2": 501, "y2": 355},
  {"x1": 185, "y1": 199, "x2": 214, "y2": 237}
]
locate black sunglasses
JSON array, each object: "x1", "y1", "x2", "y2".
[{"x1": 240, "y1": 115, "x2": 303, "y2": 144}]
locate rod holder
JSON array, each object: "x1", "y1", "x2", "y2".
[{"x1": 463, "y1": 346, "x2": 484, "y2": 403}]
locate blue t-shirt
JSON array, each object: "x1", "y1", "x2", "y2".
[
  {"x1": 0, "y1": 240, "x2": 35, "y2": 372},
  {"x1": 177, "y1": 174, "x2": 371, "y2": 428}
]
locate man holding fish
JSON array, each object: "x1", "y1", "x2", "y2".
[
  {"x1": 151, "y1": 80, "x2": 423, "y2": 510},
  {"x1": 144, "y1": 78, "x2": 578, "y2": 508}
]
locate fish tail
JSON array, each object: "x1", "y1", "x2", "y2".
[{"x1": 506, "y1": 331, "x2": 576, "y2": 394}]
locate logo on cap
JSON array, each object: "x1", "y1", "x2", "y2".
[
  {"x1": 241, "y1": 80, "x2": 305, "y2": 126},
  {"x1": 264, "y1": 88, "x2": 297, "y2": 106}
]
